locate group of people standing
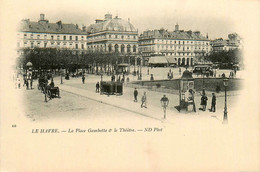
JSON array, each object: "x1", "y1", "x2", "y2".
[
  {"x1": 15, "y1": 73, "x2": 33, "y2": 90},
  {"x1": 200, "y1": 89, "x2": 216, "y2": 112},
  {"x1": 134, "y1": 88, "x2": 147, "y2": 108},
  {"x1": 133, "y1": 87, "x2": 217, "y2": 112}
]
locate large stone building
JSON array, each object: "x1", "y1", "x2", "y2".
[
  {"x1": 86, "y1": 14, "x2": 138, "y2": 54},
  {"x1": 17, "y1": 14, "x2": 87, "y2": 54},
  {"x1": 139, "y1": 24, "x2": 211, "y2": 66},
  {"x1": 211, "y1": 33, "x2": 242, "y2": 52}
]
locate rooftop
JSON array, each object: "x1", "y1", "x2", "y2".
[
  {"x1": 140, "y1": 27, "x2": 209, "y2": 41},
  {"x1": 19, "y1": 14, "x2": 85, "y2": 35},
  {"x1": 86, "y1": 14, "x2": 137, "y2": 34}
]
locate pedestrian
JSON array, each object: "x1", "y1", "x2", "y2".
[
  {"x1": 210, "y1": 93, "x2": 216, "y2": 112},
  {"x1": 134, "y1": 88, "x2": 138, "y2": 102},
  {"x1": 200, "y1": 93, "x2": 208, "y2": 111},
  {"x1": 25, "y1": 79, "x2": 29, "y2": 90},
  {"x1": 141, "y1": 92, "x2": 147, "y2": 108},
  {"x1": 179, "y1": 67, "x2": 181, "y2": 75},
  {"x1": 30, "y1": 78, "x2": 33, "y2": 89},
  {"x1": 82, "y1": 75, "x2": 85, "y2": 84},
  {"x1": 229, "y1": 71, "x2": 234, "y2": 78},
  {"x1": 23, "y1": 74, "x2": 26, "y2": 87},
  {"x1": 150, "y1": 74, "x2": 154, "y2": 81},
  {"x1": 96, "y1": 82, "x2": 100, "y2": 93},
  {"x1": 17, "y1": 78, "x2": 21, "y2": 89},
  {"x1": 112, "y1": 75, "x2": 115, "y2": 82}
]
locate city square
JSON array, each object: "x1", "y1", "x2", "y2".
[{"x1": 1, "y1": 1, "x2": 259, "y2": 171}]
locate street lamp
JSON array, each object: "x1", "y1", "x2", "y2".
[
  {"x1": 60, "y1": 68, "x2": 63, "y2": 84},
  {"x1": 160, "y1": 95, "x2": 169, "y2": 119},
  {"x1": 223, "y1": 78, "x2": 229, "y2": 124}
]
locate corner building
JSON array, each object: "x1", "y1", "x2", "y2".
[
  {"x1": 211, "y1": 33, "x2": 242, "y2": 52},
  {"x1": 17, "y1": 14, "x2": 87, "y2": 54},
  {"x1": 86, "y1": 14, "x2": 138, "y2": 54},
  {"x1": 139, "y1": 24, "x2": 211, "y2": 66}
]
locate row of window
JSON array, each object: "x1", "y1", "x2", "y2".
[
  {"x1": 88, "y1": 44, "x2": 137, "y2": 53},
  {"x1": 88, "y1": 34, "x2": 137, "y2": 40},
  {"x1": 162, "y1": 52, "x2": 205, "y2": 56},
  {"x1": 21, "y1": 33, "x2": 87, "y2": 41},
  {"x1": 21, "y1": 41, "x2": 86, "y2": 49},
  {"x1": 140, "y1": 39, "x2": 209, "y2": 45},
  {"x1": 140, "y1": 45, "x2": 209, "y2": 51}
]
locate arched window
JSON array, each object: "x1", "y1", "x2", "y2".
[
  {"x1": 115, "y1": 44, "x2": 119, "y2": 52},
  {"x1": 127, "y1": 44, "x2": 131, "y2": 53},
  {"x1": 108, "y1": 44, "x2": 112, "y2": 52},
  {"x1": 133, "y1": 45, "x2": 136, "y2": 52},
  {"x1": 121, "y1": 44, "x2": 125, "y2": 53}
]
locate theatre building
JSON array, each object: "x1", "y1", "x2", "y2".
[{"x1": 86, "y1": 14, "x2": 138, "y2": 55}]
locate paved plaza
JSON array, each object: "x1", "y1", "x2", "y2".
[{"x1": 17, "y1": 67, "x2": 244, "y2": 128}]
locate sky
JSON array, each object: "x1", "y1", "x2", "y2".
[
  {"x1": 2, "y1": 0, "x2": 257, "y2": 40},
  {"x1": 2, "y1": 0, "x2": 259, "y2": 39}
]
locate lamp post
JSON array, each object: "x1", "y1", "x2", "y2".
[
  {"x1": 60, "y1": 68, "x2": 63, "y2": 84},
  {"x1": 223, "y1": 78, "x2": 229, "y2": 124},
  {"x1": 160, "y1": 95, "x2": 169, "y2": 119}
]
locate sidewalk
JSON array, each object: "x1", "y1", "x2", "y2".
[{"x1": 57, "y1": 80, "x2": 226, "y2": 127}]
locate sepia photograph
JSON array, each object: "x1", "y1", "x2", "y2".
[{"x1": 0, "y1": 0, "x2": 259, "y2": 171}]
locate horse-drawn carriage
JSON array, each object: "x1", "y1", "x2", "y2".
[
  {"x1": 45, "y1": 86, "x2": 60, "y2": 99},
  {"x1": 38, "y1": 77, "x2": 60, "y2": 99}
]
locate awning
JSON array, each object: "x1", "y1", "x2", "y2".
[
  {"x1": 166, "y1": 56, "x2": 177, "y2": 64},
  {"x1": 148, "y1": 56, "x2": 168, "y2": 64},
  {"x1": 117, "y1": 63, "x2": 129, "y2": 67}
]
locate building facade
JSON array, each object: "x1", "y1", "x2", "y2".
[
  {"x1": 86, "y1": 14, "x2": 138, "y2": 55},
  {"x1": 139, "y1": 24, "x2": 211, "y2": 66},
  {"x1": 17, "y1": 14, "x2": 87, "y2": 55},
  {"x1": 211, "y1": 33, "x2": 242, "y2": 52}
]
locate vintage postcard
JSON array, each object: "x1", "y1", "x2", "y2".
[{"x1": 0, "y1": 0, "x2": 259, "y2": 171}]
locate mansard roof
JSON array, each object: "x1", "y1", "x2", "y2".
[
  {"x1": 140, "y1": 29, "x2": 209, "y2": 41},
  {"x1": 19, "y1": 19, "x2": 85, "y2": 35}
]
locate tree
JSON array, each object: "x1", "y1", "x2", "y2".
[{"x1": 205, "y1": 49, "x2": 243, "y2": 64}]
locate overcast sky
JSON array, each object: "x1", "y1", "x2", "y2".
[{"x1": 1, "y1": 0, "x2": 259, "y2": 40}]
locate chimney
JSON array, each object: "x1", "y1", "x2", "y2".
[
  {"x1": 75, "y1": 24, "x2": 78, "y2": 29},
  {"x1": 38, "y1": 14, "x2": 48, "y2": 24},
  {"x1": 82, "y1": 25, "x2": 86, "y2": 32},
  {"x1": 194, "y1": 31, "x2": 200, "y2": 35},
  {"x1": 175, "y1": 23, "x2": 179, "y2": 31},
  {"x1": 95, "y1": 19, "x2": 104, "y2": 23},
  {"x1": 187, "y1": 30, "x2": 192, "y2": 36},
  {"x1": 56, "y1": 21, "x2": 62, "y2": 29},
  {"x1": 105, "y1": 13, "x2": 112, "y2": 20},
  {"x1": 40, "y1": 14, "x2": 45, "y2": 20}
]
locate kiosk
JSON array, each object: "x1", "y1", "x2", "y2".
[{"x1": 179, "y1": 70, "x2": 196, "y2": 112}]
